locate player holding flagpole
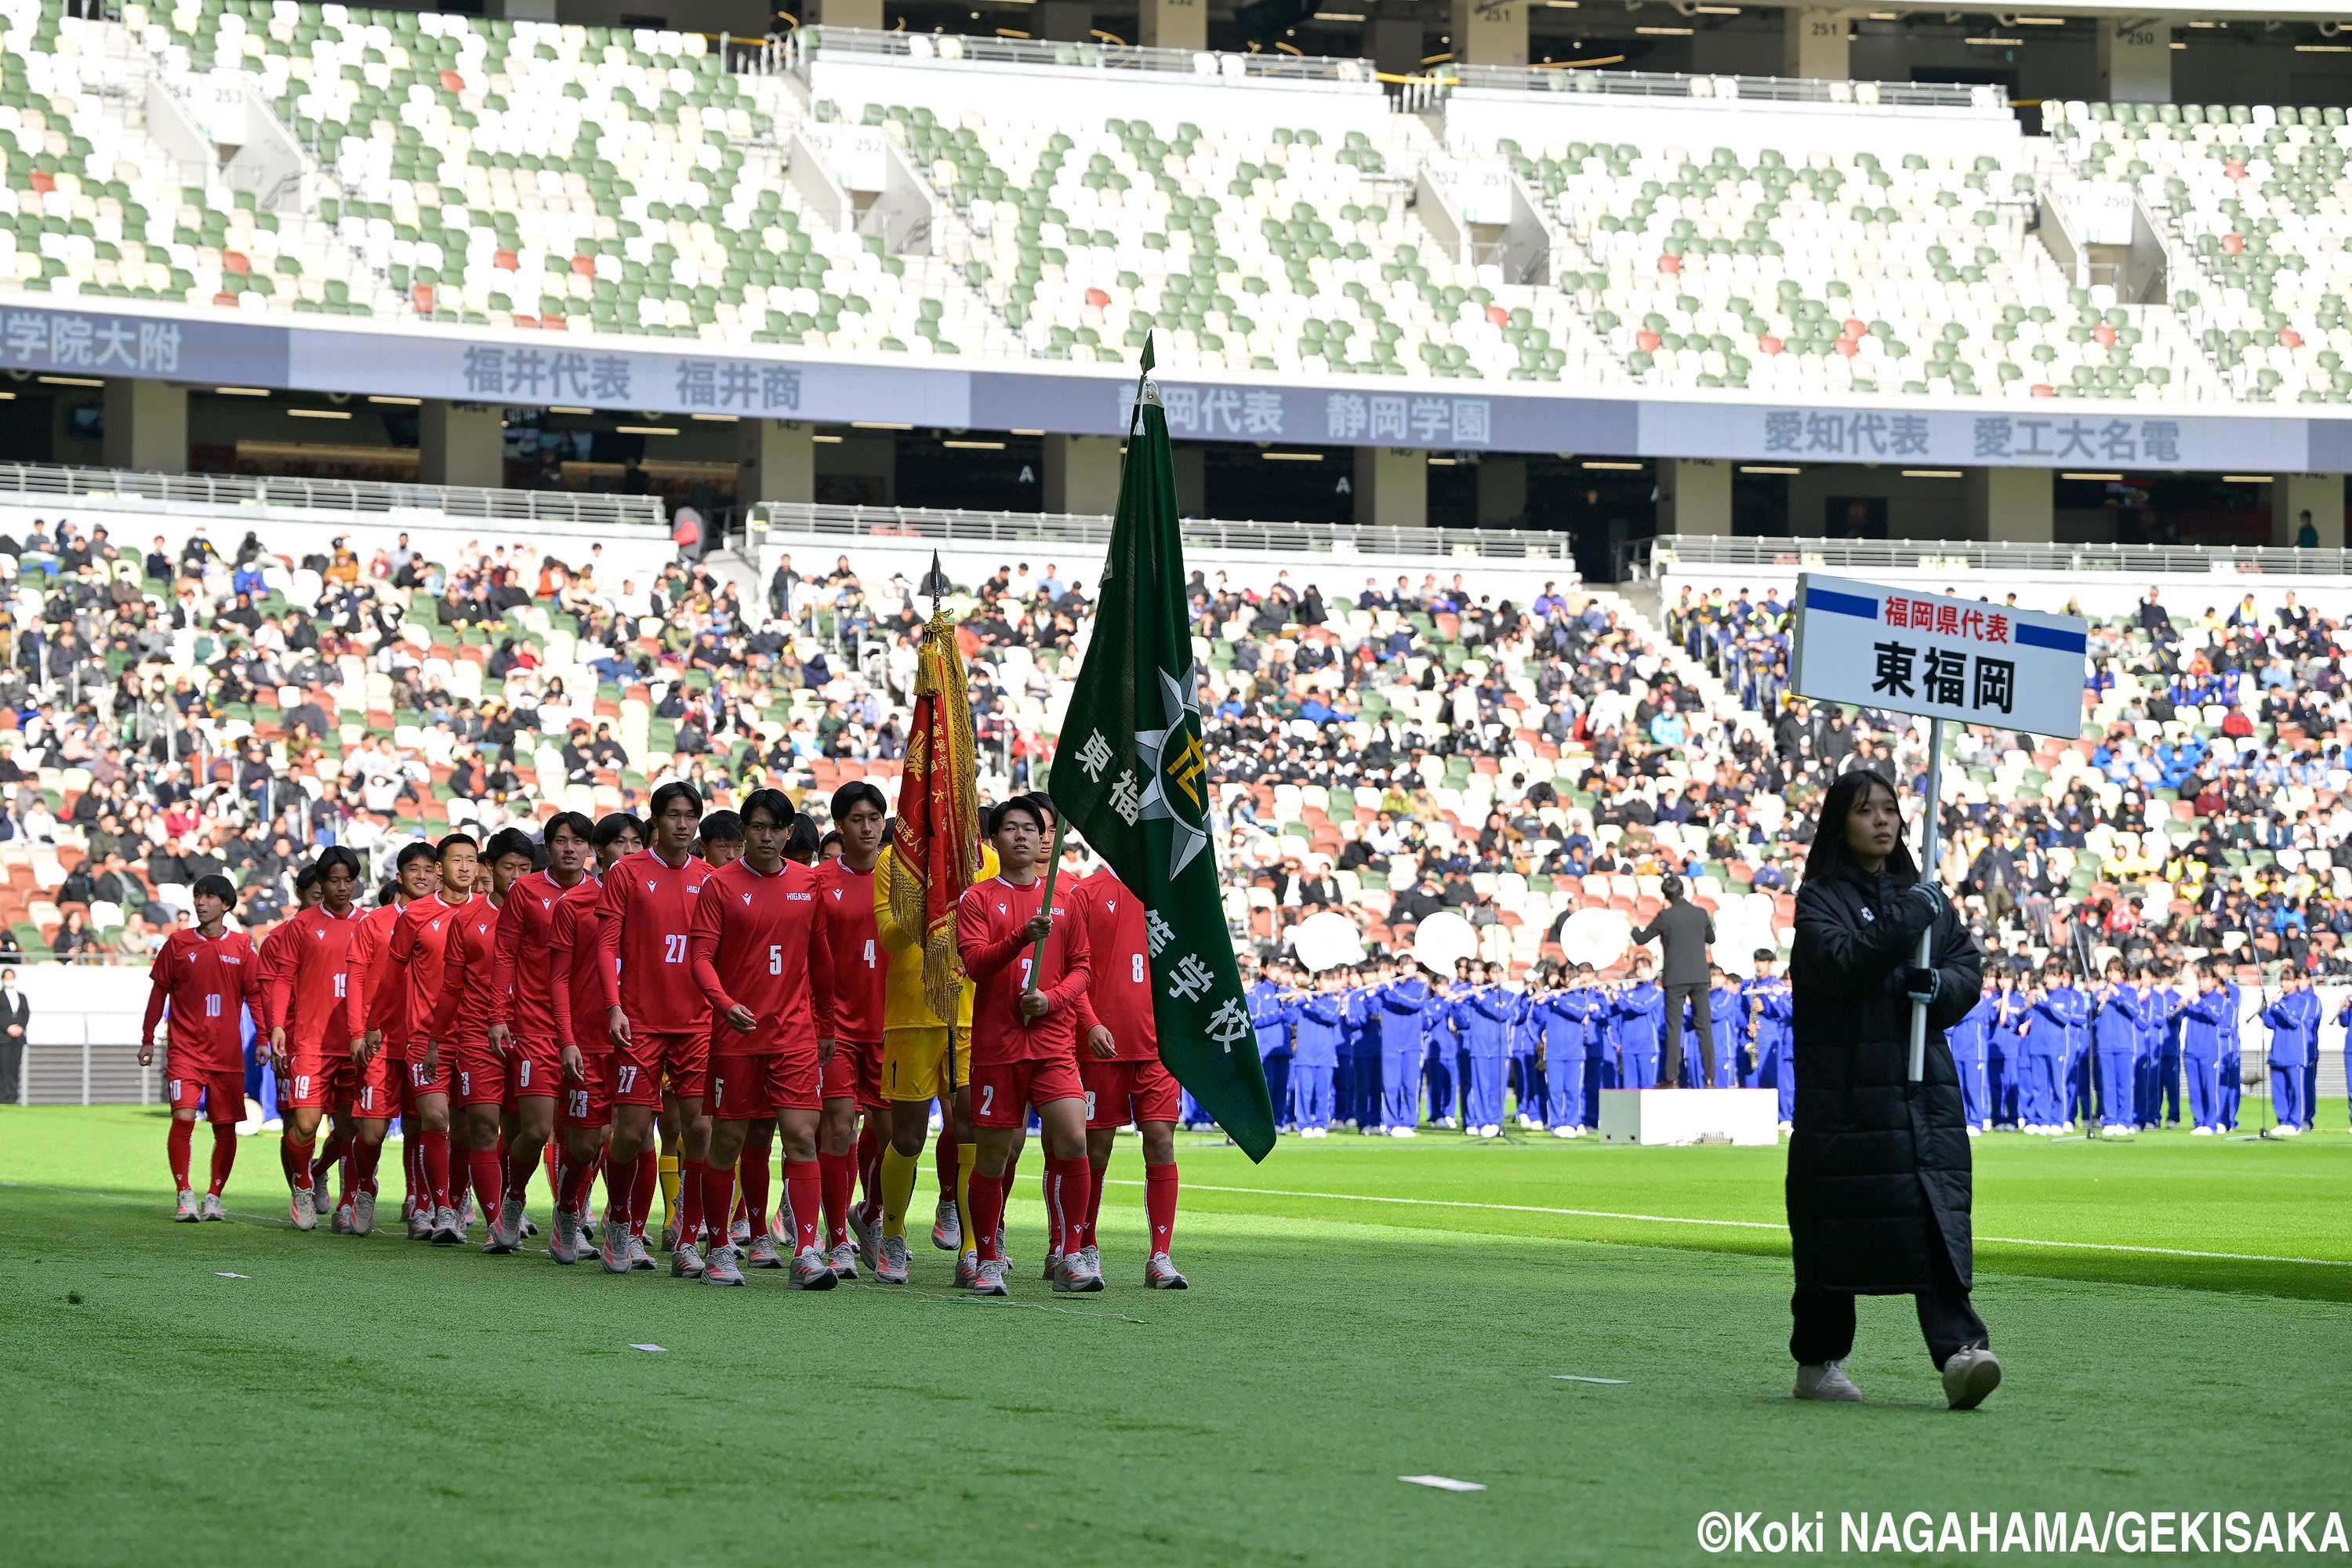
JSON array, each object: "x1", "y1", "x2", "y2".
[
  {"x1": 140, "y1": 874, "x2": 264, "y2": 1221},
  {"x1": 956, "y1": 796, "x2": 1095, "y2": 1297},
  {"x1": 595, "y1": 782, "x2": 716, "y2": 1276},
  {"x1": 688, "y1": 787, "x2": 839, "y2": 1288}
]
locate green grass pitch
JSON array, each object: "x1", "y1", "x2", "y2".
[{"x1": 5, "y1": 1105, "x2": 2350, "y2": 1566}]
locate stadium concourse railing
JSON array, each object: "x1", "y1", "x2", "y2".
[
  {"x1": 0, "y1": 463, "x2": 669, "y2": 533},
  {"x1": 774, "y1": 24, "x2": 1377, "y2": 89},
  {"x1": 746, "y1": 501, "x2": 1577, "y2": 560},
  {"x1": 1635, "y1": 535, "x2": 2352, "y2": 579},
  {"x1": 1446, "y1": 64, "x2": 2001, "y2": 111}
]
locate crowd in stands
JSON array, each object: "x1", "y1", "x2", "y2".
[{"x1": 1, "y1": 507, "x2": 2347, "y2": 1053}]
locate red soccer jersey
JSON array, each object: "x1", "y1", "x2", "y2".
[
  {"x1": 144, "y1": 927, "x2": 262, "y2": 1073},
  {"x1": 254, "y1": 917, "x2": 305, "y2": 1031},
  {"x1": 383, "y1": 892, "x2": 466, "y2": 1061},
  {"x1": 267, "y1": 902, "x2": 365, "y2": 1055},
  {"x1": 342, "y1": 903, "x2": 404, "y2": 1050},
  {"x1": 489, "y1": 868, "x2": 590, "y2": 1041},
  {"x1": 688, "y1": 858, "x2": 836, "y2": 1058},
  {"x1": 547, "y1": 876, "x2": 609, "y2": 1054},
  {"x1": 955, "y1": 873, "x2": 1091, "y2": 1065},
  {"x1": 597, "y1": 848, "x2": 713, "y2": 1034},
  {"x1": 425, "y1": 893, "x2": 501, "y2": 1047},
  {"x1": 815, "y1": 858, "x2": 885, "y2": 1044},
  {"x1": 1070, "y1": 869, "x2": 1157, "y2": 1062}
]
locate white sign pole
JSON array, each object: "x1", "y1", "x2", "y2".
[{"x1": 1907, "y1": 717, "x2": 1945, "y2": 1084}]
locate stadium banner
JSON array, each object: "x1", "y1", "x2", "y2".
[
  {"x1": 1791, "y1": 572, "x2": 2089, "y2": 739},
  {"x1": 1053, "y1": 347, "x2": 1278, "y2": 1162},
  {"x1": 0, "y1": 296, "x2": 2345, "y2": 470}
]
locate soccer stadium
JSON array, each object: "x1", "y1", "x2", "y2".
[{"x1": 2, "y1": 0, "x2": 2350, "y2": 1559}]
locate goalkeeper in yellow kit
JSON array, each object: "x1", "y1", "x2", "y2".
[{"x1": 869, "y1": 839, "x2": 998, "y2": 1285}]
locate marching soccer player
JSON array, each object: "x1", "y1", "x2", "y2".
[
  {"x1": 426, "y1": 826, "x2": 536, "y2": 1253},
  {"x1": 376, "y1": 833, "x2": 478, "y2": 1241},
  {"x1": 816, "y1": 780, "x2": 890, "y2": 1279},
  {"x1": 262, "y1": 847, "x2": 365, "y2": 1232},
  {"x1": 485, "y1": 811, "x2": 594, "y2": 1251},
  {"x1": 253, "y1": 866, "x2": 321, "y2": 1149},
  {"x1": 344, "y1": 843, "x2": 441, "y2": 1235},
  {"x1": 596, "y1": 782, "x2": 716, "y2": 1276},
  {"x1": 546, "y1": 812, "x2": 644, "y2": 1265},
  {"x1": 955, "y1": 796, "x2": 1094, "y2": 1296},
  {"x1": 1069, "y1": 862, "x2": 1189, "y2": 1288},
  {"x1": 140, "y1": 873, "x2": 263, "y2": 1221},
  {"x1": 688, "y1": 787, "x2": 839, "y2": 1288},
  {"x1": 677, "y1": 809, "x2": 745, "y2": 1242}
]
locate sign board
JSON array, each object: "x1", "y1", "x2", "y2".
[{"x1": 1791, "y1": 572, "x2": 2089, "y2": 739}]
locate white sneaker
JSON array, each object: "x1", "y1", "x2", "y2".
[
  {"x1": 1965, "y1": 1126, "x2": 1982, "y2": 1138},
  {"x1": 627, "y1": 1233, "x2": 656, "y2": 1271},
  {"x1": 744, "y1": 1233, "x2": 784, "y2": 1269},
  {"x1": 1941, "y1": 1346, "x2": 2002, "y2": 1410},
  {"x1": 1479, "y1": 1124, "x2": 1502, "y2": 1138},
  {"x1": 953, "y1": 1250, "x2": 980, "y2": 1290},
  {"x1": 827, "y1": 1241, "x2": 859, "y2": 1280},
  {"x1": 670, "y1": 1240, "x2": 706, "y2": 1279},
  {"x1": 1794, "y1": 1361, "x2": 1862, "y2": 1402},
  {"x1": 2190, "y1": 1126, "x2": 2214, "y2": 1136},
  {"x1": 198, "y1": 1192, "x2": 225, "y2": 1221},
  {"x1": 485, "y1": 1194, "x2": 527, "y2": 1254},
  {"x1": 458, "y1": 1192, "x2": 476, "y2": 1230},
  {"x1": 931, "y1": 1195, "x2": 961, "y2": 1252},
  {"x1": 704, "y1": 1243, "x2": 747, "y2": 1287},
  {"x1": 1145, "y1": 1252, "x2": 1189, "y2": 1290},
  {"x1": 2275, "y1": 1125, "x2": 2303, "y2": 1138},
  {"x1": 408, "y1": 1205, "x2": 435, "y2": 1240},
  {"x1": 290, "y1": 1185, "x2": 318, "y2": 1232},
  {"x1": 1053, "y1": 1250, "x2": 1105, "y2": 1294},
  {"x1": 174, "y1": 1188, "x2": 199, "y2": 1222},
  {"x1": 1041, "y1": 1250, "x2": 1065, "y2": 1283},
  {"x1": 2102, "y1": 1124, "x2": 2131, "y2": 1137},
  {"x1": 1390, "y1": 1126, "x2": 1417, "y2": 1138},
  {"x1": 852, "y1": 1203, "x2": 882, "y2": 1265},
  {"x1": 661, "y1": 1221, "x2": 678, "y2": 1253},
  {"x1": 329, "y1": 1200, "x2": 354, "y2": 1235},
  {"x1": 1080, "y1": 1243, "x2": 1100, "y2": 1276},
  {"x1": 431, "y1": 1204, "x2": 463, "y2": 1244},
  {"x1": 1777, "y1": 1120, "x2": 1795, "y2": 1134},
  {"x1": 1551, "y1": 1126, "x2": 1577, "y2": 1138},
  {"x1": 788, "y1": 1245, "x2": 840, "y2": 1290},
  {"x1": 971, "y1": 1258, "x2": 1010, "y2": 1297},
  {"x1": 730, "y1": 1216, "x2": 751, "y2": 1245},
  {"x1": 597, "y1": 1214, "x2": 631, "y2": 1273},
  {"x1": 352, "y1": 1191, "x2": 376, "y2": 1236},
  {"x1": 876, "y1": 1233, "x2": 911, "y2": 1284},
  {"x1": 550, "y1": 1207, "x2": 582, "y2": 1265},
  {"x1": 1436, "y1": 1116, "x2": 1457, "y2": 1130}
]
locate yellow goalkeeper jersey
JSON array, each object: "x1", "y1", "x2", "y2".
[{"x1": 873, "y1": 841, "x2": 997, "y2": 1031}]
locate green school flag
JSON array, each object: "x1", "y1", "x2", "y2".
[{"x1": 1052, "y1": 346, "x2": 1277, "y2": 1161}]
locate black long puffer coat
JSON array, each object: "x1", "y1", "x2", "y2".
[{"x1": 1786, "y1": 858, "x2": 1984, "y2": 1294}]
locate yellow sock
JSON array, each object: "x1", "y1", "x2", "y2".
[
  {"x1": 879, "y1": 1144, "x2": 919, "y2": 1240},
  {"x1": 955, "y1": 1142, "x2": 977, "y2": 1265},
  {"x1": 658, "y1": 1153, "x2": 680, "y2": 1225}
]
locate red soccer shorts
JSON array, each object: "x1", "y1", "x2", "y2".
[
  {"x1": 1080, "y1": 1057, "x2": 1182, "y2": 1130},
  {"x1": 353, "y1": 1046, "x2": 400, "y2": 1117},
  {"x1": 559, "y1": 1052, "x2": 615, "y2": 1131},
  {"x1": 510, "y1": 1037, "x2": 562, "y2": 1101},
  {"x1": 453, "y1": 1042, "x2": 509, "y2": 1109},
  {"x1": 821, "y1": 1036, "x2": 884, "y2": 1108},
  {"x1": 619, "y1": 1028, "x2": 706, "y2": 1104},
  {"x1": 971, "y1": 1055, "x2": 1084, "y2": 1127},
  {"x1": 612, "y1": 1048, "x2": 666, "y2": 1109},
  {"x1": 280, "y1": 1054, "x2": 347, "y2": 1110},
  {"x1": 169, "y1": 1067, "x2": 246, "y2": 1124},
  {"x1": 712, "y1": 1051, "x2": 821, "y2": 1120},
  {"x1": 405, "y1": 1053, "x2": 448, "y2": 1096}
]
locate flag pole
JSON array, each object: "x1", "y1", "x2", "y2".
[
  {"x1": 1028, "y1": 815, "x2": 1069, "y2": 990},
  {"x1": 1907, "y1": 716, "x2": 1944, "y2": 1083}
]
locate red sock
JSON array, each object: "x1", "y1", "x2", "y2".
[
  {"x1": 1044, "y1": 1156, "x2": 1091, "y2": 1255},
  {"x1": 503, "y1": 1149, "x2": 538, "y2": 1205},
  {"x1": 1000, "y1": 1152, "x2": 1019, "y2": 1245},
  {"x1": 602, "y1": 1148, "x2": 634, "y2": 1226},
  {"x1": 283, "y1": 1135, "x2": 315, "y2": 1192},
  {"x1": 740, "y1": 1145, "x2": 771, "y2": 1234},
  {"x1": 312, "y1": 1123, "x2": 350, "y2": 1194},
  {"x1": 167, "y1": 1119, "x2": 194, "y2": 1191},
  {"x1": 935, "y1": 1127, "x2": 957, "y2": 1199},
  {"x1": 855, "y1": 1120, "x2": 883, "y2": 1218},
  {"x1": 543, "y1": 1141, "x2": 562, "y2": 1207},
  {"x1": 1086, "y1": 1159, "x2": 1107, "y2": 1243},
  {"x1": 970, "y1": 1172, "x2": 1005, "y2": 1262},
  {"x1": 630, "y1": 1149, "x2": 658, "y2": 1236},
  {"x1": 561, "y1": 1149, "x2": 600, "y2": 1214},
  {"x1": 347, "y1": 1137, "x2": 383, "y2": 1195},
  {"x1": 466, "y1": 1148, "x2": 502, "y2": 1218},
  {"x1": 495, "y1": 1136, "x2": 512, "y2": 1208},
  {"x1": 679, "y1": 1157, "x2": 706, "y2": 1246},
  {"x1": 818, "y1": 1149, "x2": 853, "y2": 1250},
  {"x1": 1145, "y1": 1161, "x2": 1179, "y2": 1258},
  {"x1": 784, "y1": 1159, "x2": 822, "y2": 1254},
  {"x1": 405, "y1": 1134, "x2": 425, "y2": 1210},
  {"x1": 420, "y1": 1129, "x2": 452, "y2": 1211},
  {"x1": 208, "y1": 1123, "x2": 237, "y2": 1195},
  {"x1": 704, "y1": 1160, "x2": 738, "y2": 1246}
]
